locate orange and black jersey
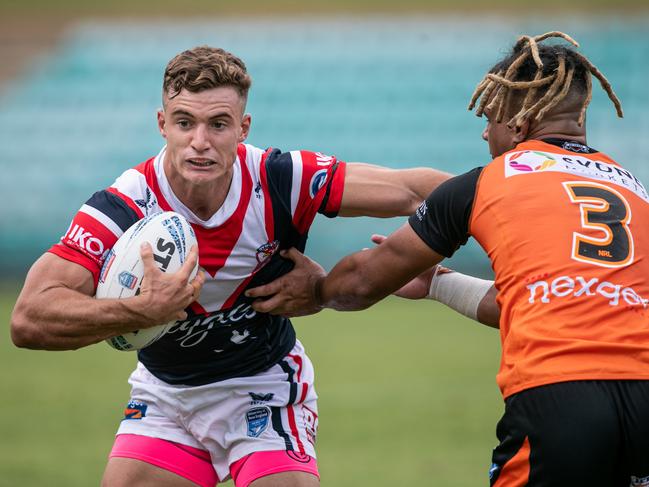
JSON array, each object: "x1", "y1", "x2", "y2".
[{"x1": 410, "y1": 138, "x2": 649, "y2": 398}]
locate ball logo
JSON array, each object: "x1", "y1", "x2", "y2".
[{"x1": 309, "y1": 170, "x2": 328, "y2": 198}]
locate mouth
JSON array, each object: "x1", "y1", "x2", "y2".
[{"x1": 186, "y1": 158, "x2": 216, "y2": 168}]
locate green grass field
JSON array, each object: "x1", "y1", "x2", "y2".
[{"x1": 0, "y1": 285, "x2": 502, "y2": 486}]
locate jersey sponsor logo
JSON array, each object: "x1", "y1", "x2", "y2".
[
  {"x1": 309, "y1": 170, "x2": 328, "y2": 198},
  {"x1": 122, "y1": 400, "x2": 147, "y2": 420},
  {"x1": 134, "y1": 187, "x2": 158, "y2": 214},
  {"x1": 166, "y1": 303, "x2": 257, "y2": 348},
  {"x1": 64, "y1": 224, "x2": 106, "y2": 256},
  {"x1": 256, "y1": 240, "x2": 280, "y2": 267},
  {"x1": 504, "y1": 150, "x2": 649, "y2": 202},
  {"x1": 246, "y1": 406, "x2": 271, "y2": 437},
  {"x1": 314, "y1": 152, "x2": 334, "y2": 166},
  {"x1": 526, "y1": 274, "x2": 649, "y2": 308},
  {"x1": 118, "y1": 271, "x2": 138, "y2": 290}
]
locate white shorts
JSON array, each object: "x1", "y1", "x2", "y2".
[{"x1": 116, "y1": 340, "x2": 318, "y2": 482}]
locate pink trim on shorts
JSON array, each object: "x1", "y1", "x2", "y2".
[
  {"x1": 230, "y1": 450, "x2": 319, "y2": 487},
  {"x1": 109, "y1": 434, "x2": 219, "y2": 487}
]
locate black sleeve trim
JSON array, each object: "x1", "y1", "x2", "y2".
[{"x1": 408, "y1": 167, "x2": 483, "y2": 258}]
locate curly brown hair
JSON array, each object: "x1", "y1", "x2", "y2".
[
  {"x1": 468, "y1": 32, "x2": 623, "y2": 128},
  {"x1": 163, "y1": 46, "x2": 252, "y2": 103}
]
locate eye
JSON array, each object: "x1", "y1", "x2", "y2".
[
  {"x1": 177, "y1": 119, "x2": 191, "y2": 129},
  {"x1": 211, "y1": 120, "x2": 226, "y2": 129}
]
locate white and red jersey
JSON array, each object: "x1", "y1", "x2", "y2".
[{"x1": 49, "y1": 143, "x2": 346, "y2": 385}]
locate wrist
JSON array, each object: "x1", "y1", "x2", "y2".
[{"x1": 427, "y1": 269, "x2": 493, "y2": 320}]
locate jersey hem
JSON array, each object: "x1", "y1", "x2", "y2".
[{"x1": 502, "y1": 373, "x2": 649, "y2": 399}]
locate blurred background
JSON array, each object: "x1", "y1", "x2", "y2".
[{"x1": 1, "y1": 1, "x2": 648, "y2": 486}]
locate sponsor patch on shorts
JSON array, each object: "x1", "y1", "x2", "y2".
[
  {"x1": 246, "y1": 406, "x2": 270, "y2": 438},
  {"x1": 123, "y1": 400, "x2": 148, "y2": 420}
]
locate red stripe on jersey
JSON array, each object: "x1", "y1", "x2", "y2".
[
  {"x1": 195, "y1": 144, "x2": 252, "y2": 278},
  {"x1": 260, "y1": 148, "x2": 275, "y2": 242},
  {"x1": 188, "y1": 301, "x2": 207, "y2": 315},
  {"x1": 322, "y1": 162, "x2": 346, "y2": 215},
  {"x1": 138, "y1": 158, "x2": 173, "y2": 211},
  {"x1": 106, "y1": 187, "x2": 145, "y2": 219},
  {"x1": 221, "y1": 272, "x2": 256, "y2": 310},
  {"x1": 299, "y1": 383, "x2": 308, "y2": 404},
  {"x1": 287, "y1": 406, "x2": 306, "y2": 454}
]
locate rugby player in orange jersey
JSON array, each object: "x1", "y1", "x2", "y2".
[{"x1": 247, "y1": 32, "x2": 649, "y2": 486}]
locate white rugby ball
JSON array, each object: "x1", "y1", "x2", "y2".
[{"x1": 96, "y1": 211, "x2": 198, "y2": 351}]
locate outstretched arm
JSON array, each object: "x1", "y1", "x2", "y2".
[
  {"x1": 247, "y1": 223, "x2": 443, "y2": 316},
  {"x1": 370, "y1": 234, "x2": 500, "y2": 328},
  {"x1": 339, "y1": 163, "x2": 452, "y2": 217}
]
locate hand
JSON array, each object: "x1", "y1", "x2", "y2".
[
  {"x1": 245, "y1": 248, "x2": 326, "y2": 317},
  {"x1": 129, "y1": 243, "x2": 205, "y2": 326},
  {"x1": 370, "y1": 234, "x2": 450, "y2": 300}
]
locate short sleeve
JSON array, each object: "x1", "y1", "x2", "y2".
[
  {"x1": 408, "y1": 167, "x2": 483, "y2": 258},
  {"x1": 48, "y1": 190, "x2": 141, "y2": 285},
  {"x1": 264, "y1": 150, "x2": 346, "y2": 234}
]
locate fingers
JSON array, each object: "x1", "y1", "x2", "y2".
[
  {"x1": 178, "y1": 245, "x2": 199, "y2": 280},
  {"x1": 140, "y1": 242, "x2": 159, "y2": 275},
  {"x1": 190, "y1": 270, "x2": 205, "y2": 301},
  {"x1": 246, "y1": 279, "x2": 283, "y2": 299},
  {"x1": 371, "y1": 234, "x2": 388, "y2": 245},
  {"x1": 280, "y1": 247, "x2": 306, "y2": 263},
  {"x1": 251, "y1": 295, "x2": 285, "y2": 315}
]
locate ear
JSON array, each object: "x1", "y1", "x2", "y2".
[
  {"x1": 238, "y1": 114, "x2": 251, "y2": 143},
  {"x1": 513, "y1": 118, "x2": 531, "y2": 143},
  {"x1": 157, "y1": 109, "x2": 167, "y2": 139}
]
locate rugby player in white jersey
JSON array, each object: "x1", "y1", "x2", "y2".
[{"x1": 10, "y1": 46, "x2": 451, "y2": 487}]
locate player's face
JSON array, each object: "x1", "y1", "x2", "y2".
[
  {"x1": 482, "y1": 106, "x2": 518, "y2": 159},
  {"x1": 158, "y1": 86, "x2": 251, "y2": 187}
]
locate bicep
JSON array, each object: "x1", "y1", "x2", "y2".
[
  {"x1": 339, "y1": 163, "x2": 452, "y2": 217},
  {"x1": 19, "y1": 253, "x2": 96, "y2": 302}
]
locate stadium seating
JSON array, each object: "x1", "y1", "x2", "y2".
[{"x1": 1, "y1": 19, "x2": 647, "y2": 275}]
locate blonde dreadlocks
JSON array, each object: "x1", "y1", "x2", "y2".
[{"x1": 468, "y1": 31, "x2": 623, "y2": 129}]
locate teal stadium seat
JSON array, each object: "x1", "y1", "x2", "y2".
[{"x1": 1, "y1": 19, "x2": 648, "y2": 275}]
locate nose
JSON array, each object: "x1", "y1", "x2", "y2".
[{"x1": 191, "y1": 124, "x2": 210, "y2": 152}]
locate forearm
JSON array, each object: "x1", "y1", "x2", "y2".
[
  {"x1": 318, "y1": 251, "x2": 395, "y2": 311},
  {"x1": 11, "y1": 285, "x2": 153, "y2": 351}
]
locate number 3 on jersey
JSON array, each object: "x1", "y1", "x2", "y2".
[{"x1": 563, "y1": 181, "x2": 633, "y2": 268}]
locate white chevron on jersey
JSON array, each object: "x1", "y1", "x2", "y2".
[
  {"x1": 78, "y1": 204, "x2": 124, "y2": 239},
  {"x1": 290, "y1": 150, "x2": 303, "y2": 218}
]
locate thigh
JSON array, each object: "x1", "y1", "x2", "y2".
[
  {"x1": 104, "y1": 434, "x2": 219, "y2": 487},
  {"x1": 249, "y1": 471, "x2": 319, "y2": 487},
  {"x1": 490, "y1": 381, "x2": 626, "y2": 487},
  {"x1": 102, "y1": 457, "x2": 203, "y2": 487},
  {"x1": 231, "y1": 450, "x2": 319, "y2": 487}
]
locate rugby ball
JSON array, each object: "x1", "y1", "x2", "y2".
[{"x1": 96, "y1": 211, "x2": 198, "y2": 351}]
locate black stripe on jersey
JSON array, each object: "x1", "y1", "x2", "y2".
[
  {"x1": 264, "y1": 149, "x2": 293, "y2": 217},
  {"x1": 318, "y1": 162, "x2": 341, "y2": 218},
  {"x1": 271, "y1": 406, "x2": 294, "y2": 451},
  {"x1": 86, "y1": 190, "x2": 140, "y2": 231},
  {"x1": 279, "y1": 359, "x2": 298, "y2": 404}
]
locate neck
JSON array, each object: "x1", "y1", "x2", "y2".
[
  {"x1": 525, "y1": 112, "x2": 587, "y2": 145},
  {"x1": 164, "y1": 159, "x2": 234, "y2": 221}
]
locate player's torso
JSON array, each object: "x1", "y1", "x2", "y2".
[
  {"x1": 470, "y1": 139, "x2": 649, "y2": 397},
  {"x1": 112, "y1": 144, "x2": 303, "y2": 385}
]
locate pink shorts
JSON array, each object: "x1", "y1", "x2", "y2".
[{"x1": 110, "y1": 434, "x2": 319, "y2": 487}]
